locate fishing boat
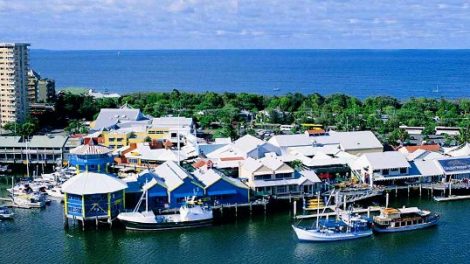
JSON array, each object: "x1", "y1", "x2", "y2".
[
  {"x1": 117, "y1": 188, "x2": 213, "y2": 231},
  {"x1": 292, "y1": 191, "x2": 373, "y2": 242},
  {"x1": 292, "y1": 215, "x2": 372, "y2": 242},
  {"x1": 373, "y1": 207, "x2": 439, "y2": 233},
  {"x1": 0, "y1": 206, "x2": 14, "y2": 219}
]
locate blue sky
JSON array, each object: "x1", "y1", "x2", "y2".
[{"x1": 1, "y1": 0, "x2": 470, "y2": 49}]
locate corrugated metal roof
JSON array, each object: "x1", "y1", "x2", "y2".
[
  {"x1": 0, "y1": 135, "x2": 68, "y2": 148},
  {"x1": 62, "y1": 172, "x2": 127, "y2": 195}
]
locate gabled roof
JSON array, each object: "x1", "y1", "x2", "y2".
[
  {"x1": 125, "y1": 143, "x2": 187, "y2": 162},
  {"x1": 242, "y1": 156, "x2": 293, "y2": 174},
  {"x1": 401, "y1": 144, "x2": 441, "y2": 153},
  {"x1": 153, "y1": 161, "x2": 192, "y2": 191},
  {"x1": 233, "y1": 134, "x2": 265, "y2": 154},
  {"x1": 314, "y1": 131, "x2": 383, "y2": 152},
  {"x1": 444, "y1": 143, "x2": 470, "y2": 157},
  {"x1": 93, "y1": 108, "x2": 148, "y2": 130},
  {"x1": 70, "y1": 139, "x2": 111, "y2": 155},
  {"x1": 62, "y1": 172, "x2": 127, "y2": 195},
  {"x1": 268, "y1": 134, "x2": 312, "y2": 148},
  {"x1": 355, "y1": 151, "x2": 410, "y2": 170},
  {"x1": 406, "y1": 149, "x2": 444, "y2": 161}
]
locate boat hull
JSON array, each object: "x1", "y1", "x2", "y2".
[
  {"x1": 292, "y1": 225, "x2": 372, "y2": 242},
  {"x1": 119, "y1": 218, "x2": 213, "y2": 231},
  {"x1": 373, "y1": 218, "x2": 439, "y2": 233}
]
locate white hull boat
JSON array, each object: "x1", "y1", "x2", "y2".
[
  {"x1": 0, "y1": 206, "x2": 14, "y2": 219},
  {"x1": 292, "y1": 225, "x2": 373, "y2": 242}
]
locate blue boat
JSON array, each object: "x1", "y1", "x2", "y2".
[{"x1": 373, "y1": 207, "x2": 439, "y2": 233}]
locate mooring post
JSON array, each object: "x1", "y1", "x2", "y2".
[
  {"x1": 407, "y1": 185, "x2": 410, "y2": 197},
  {"x1": 367, "y1": 206, "x2": 371, "y2": 218},
  {"x1": 386, "y1": 192, "x2": 389, "y2": 208},
  {"x1": 235, "y1": 203, "x2": 238, "y2": 218},
  {"x1": 293, "y1": 201, "x2": 297, "y2": 217},
  {"x1": 419, "y1": 184, "x2": 422, "y2": 197},
  {"x1": 395, "y1": 186, "x2": 398, "y2": 197},
  {"x1": 96, "y1": 217, "x2": 98, "y2": 230}
]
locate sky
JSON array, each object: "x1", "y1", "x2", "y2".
[{"x1": 1, "y1": 0, "x2": 470, "y2": 50}]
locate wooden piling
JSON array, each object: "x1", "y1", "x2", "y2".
[
  {"x1": 293, "y1": 201, "x2": 297, "y2": 217},
  {"x1": 419, "y1": 184, "x2": 422, "y2": 197}
]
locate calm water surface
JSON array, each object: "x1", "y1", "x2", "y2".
[
  {"x1": 0, "y1": 184, "x2": 469, "y2": 264},
  {"x1": 30, "y1": 49, "x2": 470, "y2": 99}
]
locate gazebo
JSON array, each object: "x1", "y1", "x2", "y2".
[{"x1": 62, "y1": 172, "x2": 127, "y2": 226}]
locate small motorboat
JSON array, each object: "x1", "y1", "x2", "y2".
[
  {"x1": 46, "y1": 186, "x2": 64, "y2": 200},
  {"x1": 0, "y1": 206, "x2": 14, "y2": 219},
  {"x1": 118, "y1": 188, "x2": 213, "y2": 231},
  {"x1": 292, "y1": 215, "x2": 373, "y2": 242},
  {"x1": 12, "y1": 193, "x2": 46, "y2": 209},
  {"x1": 373, "y1": 207, "x2": 439, "y2": 233}
]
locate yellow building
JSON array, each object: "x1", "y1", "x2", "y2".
[{"x1": 101, "y1": 128, "x2": 170, "y2": 150}]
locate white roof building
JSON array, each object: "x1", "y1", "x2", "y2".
[
  {"x1": 124, "y1": 143, "x2": 189, "y2": 163},
  {"x1": 153, "y1": 161, "x2": 191, "y2": 191},
  {"x1": 313, "y1": 131, "x2": 383, "y2": 155},
  {"x1": 62, "y1": 172, "x2": 127, "y2": 195},
  {"x1": 444, "y1": 143, "x2": 470, "y2": 157}
]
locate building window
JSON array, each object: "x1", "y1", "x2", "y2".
[
  {"x1": 400, "y1": 168, "x2": 407, "y2": 174},
  {"x1": 382, "y1": 169, "x2": 389, "y2": 175}
]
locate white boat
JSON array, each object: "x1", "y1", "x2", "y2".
[
  {"x1": 0, "y1": 206, "x2": 14, "y2": 219},
  {"x1": 292, "y1": 216, "x2": 372, "y2": 242},
  {"x1": 12, "y1": 193, "x2": 46, "y2": 209},
  {"x1": 433, "y1": 195, "x2": 470, "y2": 202},
  {"x1": 45, "y1": 186, "x2": 64, "y2": 200},
  {"x1": 118, "y1": 189, "x2": 213, "y2": 231},
  {"x1": 373, "y1": 207, "x2": 439, "y2": 233}
]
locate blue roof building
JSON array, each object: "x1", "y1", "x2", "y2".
[
  {"x1": 62, "y1": 172, "x2": 127, "y2": 222},
  {"x1": 193, "y1": 167, "x2": 249, "y2": 205},
  {"x1": 68, "y1": 139, "x2": 114, "y2": 173}
]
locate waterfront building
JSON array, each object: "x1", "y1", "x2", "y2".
[
  {"x1": 151, "y1": 116, "x2": 194, "y2": 143},
  {"x1": 0, "y1": 135, "x2": 68, "y2": 165},
  {"x1": 27, "y1": 69, "x2": 40, "y2": 103},
  {"x1": 352, "y1": 152, "x2": 411, "y2": 186},
  {"x1": 268, "y1": 134, "x2": 312, "y2": 156},
  {"x1": 68, "y1": 138, "x2": 113, "y2": 173},
  {"x1": 0, "y1": 43, "x2": 29, "y2": 126},
  {"x1": 205, "y1": 135, "x2": 279, "y2": 166},
  {"x1": 239, "y1": 154, "x2": 320, "y2": 196},
  {"x1": 313, "y1": 131, "x2": 383, "y2": 155},
  {"x1": 193, "y1": 164, "x2": 249, "y2": 204},
  {"x1": 62, "y1": 172, "x2": 127, "y2": 222},
  {"x1": 36, "y1": 78, "x2": 55, "y2": 103},
  {"x1": 153, "y1": 161, "x2": 204, "y2": 207}
]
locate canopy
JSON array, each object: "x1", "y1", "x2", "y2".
[{"x1": 62, "y1": 172, "x2": 127, "y2": 195}]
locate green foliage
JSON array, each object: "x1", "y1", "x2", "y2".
[{"x1": 4, "y1": 118, "x2": 39, "y2": 137}]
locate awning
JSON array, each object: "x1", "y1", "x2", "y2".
[
  {"x1": 207, "y1": 189, "x2": 237, "y2": 196},
  {"x1": 149, "y1": 191, "x2": 167, "y2": 197},
  {"x1": 173, "y1": 191, "x2": 204, "y2": 198}
]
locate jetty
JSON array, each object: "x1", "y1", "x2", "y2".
[{"x1": 433, "y1": 195, "x2": 470, "y2": 202}]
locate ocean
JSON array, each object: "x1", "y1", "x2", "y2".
[{"x1": 30, "y1": 49, "x2": 470, "y2": 99}]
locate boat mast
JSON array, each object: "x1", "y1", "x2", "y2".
[{"x1": 316, "y1": 192, "x2": 320, "y2": 229}]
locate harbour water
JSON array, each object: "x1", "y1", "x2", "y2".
[
  {"x1": 31, "y1": 49, "x2": 470, "y2": 99},
  {"x1": 1, "y1": 184, "x2": 470, "y2": 264}
]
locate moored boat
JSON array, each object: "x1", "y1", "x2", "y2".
[
  {"x1": 292, "y1": 215, "x2": 373, "y2": 242},
  {"x1": 0, "y1": 206, "x2": 14, "y2": 219},
  {"x1": 12, "y1": 193, "x2": 46, "y2": 209},
  {"x1": 117, "y1": 188, "x2": 213, "y2": 231},
  {"x1": 373, "y1": 207, "x2": 439, "y2": 233}
]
